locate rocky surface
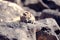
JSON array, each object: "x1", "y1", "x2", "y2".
[
  {"x1": 0, "y1": 18, "x2": 60, "y2": 40},
  {"x1": 0, "y1": 1, "x2": 25, "y2": 22},
  {"x1": 40, "y1": 9, "x2": 60, "y2": 26},
  {"x1": 0, "y1": 0, "x2": 60, "y2": 40}
]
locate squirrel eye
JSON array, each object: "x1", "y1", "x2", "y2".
[{"x1": 23, "y1": 13, "x2": 26, "y2": 16}]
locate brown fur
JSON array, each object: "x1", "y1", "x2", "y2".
[{"x1": 21, "y1": 11, "x2": 35, "y2": 23}]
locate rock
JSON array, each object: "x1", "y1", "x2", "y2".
[
  {"x1": 35, "y1": 18, "x2": 60, "y2": 33},
  {"x1": 0, "y1": 22, "x2": 26, "y2": 40},
  {"x1": 0, "y1": 1, "x2": 25, "y2": 22},
  {"x1": 36, "y1": 31, "x2": 57, "y2": 40},
  {"x1": 0, "y1": 1, "x2": 35, "y2": 23},
  {"x1": 39, "y1": 0, "x2": 60, "y2": 9},
  {"x1": 0, "y1": 21, "x2": 36, "y2": 40},
  {"x1": 0, "y1": 23, "x2": 29, "y2": 40},
  {"x1": 3, "y1": 0, "x2": 39, "y2": 6},
  {"x1": 0, "y1": 22, "x2": 18, "y2": 40},
  {"x1": 0, "y1": 18, "x2": 60, "y2": 40},
  {"x1": 49, "y1": 0, "x2": 60, "y2": 6},
  {"x1": 1, "y1": 0, "x2": 22, "y2": 6},
  {"x1": 41, "y1": 9, "x2": 60, "y2": 26},
  {"x1": 0, "y1": 1, "x2": 60, "y2": 40},
  {"x1": 17, "y1": 18, "x2": 60, "y2": 40},
  {"x1": 58, "y1": 34, "x2": 60, "y2": 40},
  {"x1": 35, "y1": 18, "x2": 60, "y2": 40},
  {"x1": 20, "y1": 18, "x2": 60, "y2": 40},
  {"x1": 39, "y1": 0, "x2": 49, "y2": 9},
  {"x1": 22, "y1": 0, "x2": 38, "y2": 5},
  {"x1": 23, "y1": 3, "x2": 42, "y2": 12}
]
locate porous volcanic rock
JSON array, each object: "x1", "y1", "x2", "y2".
[
  {"x1": 0, "y1": 1, "x2": 24, "y2": 22},
  {"x1": 0, "y1": 18, "x2": 60, "y2": 40},
  {"x1": 41, "y1": 9, "x2": 60, "y2": 26}
]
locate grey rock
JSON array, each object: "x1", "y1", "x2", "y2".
[
  {"x1": 36, "y1": 31, "x2": 57, "y2": 40},
  {"x1": 49, "y1": 0, "x2": 60, "y2": 6},
  {"x1": 0, "y1": 18, "x2": 60, "y2": 40},
  {"x1": 58, "y1": 34, "x2": 60, "y2": 40},
  {"x1": 0, "y1": 1, "x2": 25, "y2": 22},
  {"x1": 35, "y1": 18, "x2": 60, "y2": 40},
  {"x1": 39, "y1": 0, "x2": 60, "y2": 9},
  {"x1": 41, "y1": 9, "x2": 60, "y2": 26},
  {"x1": 23, "y1": 0, "x2": 38, "y2": 5},
  {"x1": 39, "y1": 0, "x2": 49, "y2": 8},
  {"x1": 0, "y1": 1, "x2": 60, "y2": 40},
  {"x1": 19, "y1": 18, "x2": 60, "y2": 40}
]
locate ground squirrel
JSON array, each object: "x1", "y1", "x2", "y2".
[
  {"x1": 21, "y1": 11, "x2": 35, "y2": 23},
  {"x1": 0, "y1": 0, "x2": 35, "y2": 23}
]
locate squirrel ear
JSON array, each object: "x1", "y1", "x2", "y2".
[
  {"x1": 23, "y1": 11, "x2": 28, "y2": 16},
  {"x1": 24, "y1": 11, "x2": 29, "y2": 14}
]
